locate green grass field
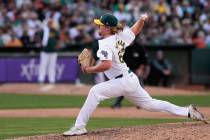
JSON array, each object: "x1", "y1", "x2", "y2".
[
  {"x1": 0, "y1": 94, "x2": 209, "y2": 109},
  {"x1": 0, "y1": 118, "x2": 190, "y2": 139},
  {"x1": 0, "y1": 93, "x2": 208, "y2": 139}
]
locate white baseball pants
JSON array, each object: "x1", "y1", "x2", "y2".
[
  {"x1": 75, "y1": 72, "x2": 189, "y2": 127},
  {"x1": 38, "y1": 52, "x2": 58, "y2": 83}
]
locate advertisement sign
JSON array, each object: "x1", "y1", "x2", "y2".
[
  {"x1": 0, "y1": 57, "x2": 79, "y2": 83},
  {"x1": 0, "y1": 59, "x2": 6, "y2": 82}
]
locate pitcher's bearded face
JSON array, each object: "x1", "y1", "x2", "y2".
[{"x1": 98, "y1": 26, "x2": 105, "y2": 36}]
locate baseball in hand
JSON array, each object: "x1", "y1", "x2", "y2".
[{"x1": 140, "y1": 13, "x2": 149, "y2": 21}]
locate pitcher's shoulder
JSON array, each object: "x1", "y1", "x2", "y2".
[{"x1": 98, "y1": 36, "x2": 116, "y2": 48}]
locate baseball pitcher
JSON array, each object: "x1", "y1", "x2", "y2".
[{"x1": 63, "y1": 13, "x2": 207, "y2": 136}]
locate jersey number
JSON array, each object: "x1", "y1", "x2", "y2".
[
  {"x1": 118, "y1": 49, "x2": 125, "y2": 63},
  {"x1": 116, "y1": 40, "x2": 125, "y2": 63}
]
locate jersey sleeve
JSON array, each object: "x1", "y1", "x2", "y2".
[
  {"x1": 121, "y1": 28, "x2": 135, "y2": 47},
  {"x1": 97, "y1": 40, "x2": 112, "y2": 60}
]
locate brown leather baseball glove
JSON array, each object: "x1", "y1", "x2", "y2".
[{"x1": 78, "y1": 48, "x2": 96, "y2": 67}]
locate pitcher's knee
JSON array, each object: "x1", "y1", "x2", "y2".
[
  {"x1": 89, "y1": 86, "x2": 106, "y2": 102},
  {"x1": 89, "y1": 86, "x2": 102, "y2": 102}
]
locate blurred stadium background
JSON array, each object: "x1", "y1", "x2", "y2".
[
  {"x1": 0, "y1": 0, "x2": 210, "y2": 138},
  {"x1": 0, "y1": 0, "x2": 209, "y2": 87}
]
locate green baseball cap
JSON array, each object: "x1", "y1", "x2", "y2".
[{"x1": 94, "y1": 13, "x2": 118, "y2": 27}]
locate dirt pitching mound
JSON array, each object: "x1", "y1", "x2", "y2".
[{"x1": 15, "y1": 122, "x2": 210, "y2": 140}]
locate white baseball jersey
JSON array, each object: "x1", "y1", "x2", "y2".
[
  {"x1": 73, "y1": 25, "x2": 189, "y2": 129},
  {"x1": 97, "y1": 28, "x2": 135, "y2": 79}
]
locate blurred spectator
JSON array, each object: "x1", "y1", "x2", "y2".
[
  {"x1": 205, "y1": 31, "x2": 210, "y2": 48},
  {"x1": 164, "y1": 20, "x2": 182, "y2": 44},
  {"x1": 153, "y1": 0, "x2": 170, "y2": 15},
  {"x1": 114, "y1": 3, "x2": 131, "y2": 23},
  {"x1": 192, "y1": 30, "x2": 206, "y2": 48},
  {"x1": 20, "y1": 23, "x2": 31, "y2": 47},
  {"x1": 203, "y1": 20, "x2": 210, "y2": 33},
  {"x1": 6, "y1": 31, "x2": 23, "y2": 47},
  {"x1": 1, "y1": 27, "x2": 12, "y2": 46},
  {"x1": 60, "y1": 26, "x2": 70, "y2": 48},
  {"x1": 149, "y1": 50, "x2": 173, "y2": 87}
]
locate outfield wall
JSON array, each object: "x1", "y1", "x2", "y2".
[
  {"x1": 191, "y1": 48, "x2": 210, "y2": 85},
  {"x1": 144, "y1": 46, "x2": 210, "y2": 85},
  {"x1": 0, "y1": 45, "x2": 209, "y2": 85},
  {"x1": 144, "y1": 45, "x2": 194, "y2": 86}
]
